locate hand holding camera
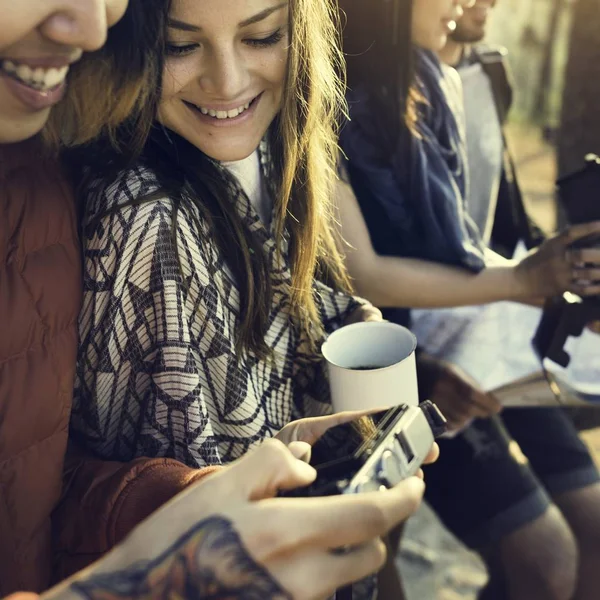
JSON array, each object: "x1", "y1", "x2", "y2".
[
  {"x1": 533, "y1": 154, "x2": 600, "y2": 367},
  {"x1": 515, "y1": 221, "x2": 600, "y2": 299},
  {"x1": 282, "y1": 402, "x2": 443, "y2": 499}
]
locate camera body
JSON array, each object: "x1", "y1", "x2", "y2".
[
  {"x1": 557, "y1": 154, "x2": 600, "y2": 231},
  {"x1": 533, "y1": 154, "x2": 600, "y2": 367},
  {"x1": 288, "y1": 401, "x2": 445, "y2": 498}
]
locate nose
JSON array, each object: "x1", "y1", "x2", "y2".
[
  {"x1": 201, "y1": 44, "x2": 249, "y2": 101},
  {"x1": 40, "y1": 0, "x2": 128, "y2": 53},
  {"x1": 460, "y1": 0, "x2": 477, "y2": 7}
]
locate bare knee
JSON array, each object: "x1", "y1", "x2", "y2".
[
  {"x1": 490, "y1": 506, "x2": 578, "y2": 600},
  {"x1": 556, "y1": 483, "x2": 600, "y2": 555}
]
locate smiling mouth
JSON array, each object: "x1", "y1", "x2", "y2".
[
  {"x1": 0, "y1": 59, "x2": 69, "y2": 92},
  {"x1": 184, "y1": 94, "x2": 261, "y2": 121}
]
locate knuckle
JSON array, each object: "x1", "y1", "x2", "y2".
[
  {"x1": 570, "y1": 248, "x2": 583, "y2": 263},
  {"x1": 405, "y1": 489, "x2": 423, "y2": 514},
  {"x1": 370, "y1": 539, "x2": 388, "y2": 572},
  {"x1": 360, "y1": 503, "x2": 388, "y2": 536},
  {"x1": 352, "y1": 540, "x2": 387, "y2": 579},
  {"x1": 262, "y1": 438, "x2": 292, "y2": 464}
]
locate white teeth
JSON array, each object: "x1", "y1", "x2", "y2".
[
  {"x1": 197, "y1": 100, "x2": 253, "y2": 120},
  {"x1": 0, "y1": 59, "x2": 69, "y2": 91},
  {"x1": 43, "y1": 67, "x2": 68, "y2": 88},
  {"x1": 16, "y1": 64, "x2": 32, "y2": 81}
]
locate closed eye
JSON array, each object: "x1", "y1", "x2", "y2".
[
  {"x1": 166, "y1": 43, "x2": 199, "y2": 57},
  {"x1": 244, "y1": 29, "x2": 285, "y2": 48}
]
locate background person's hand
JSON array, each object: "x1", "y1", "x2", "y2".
[
  {"x1": 515, "y1": 221, "x2": 600, "y2": 298},
  {"x1": 345, "y1": 303, "x2": 384, "y2": 324},
  {"x1": 417, "y1": 353, "x2": 502, "y2": 431},
  {"x1": 51, "y1": 440, "x2": 426, "y2": 600}
]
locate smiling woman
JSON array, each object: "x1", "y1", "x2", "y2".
[
  {"x1": 68, "y1": 0, "x2": 364, "y2": 484},
  {"x1": 0, "y1": 0, "x2": 127, "y2": 143}
]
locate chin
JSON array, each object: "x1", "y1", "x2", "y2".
[
  {"x1": 207, "y1": 148, "x2": 258, "y2": 162},
  {"x1": 424, "y1": 36, "x2": 448, "y2": 52},
  {"x1": 193, "y1": 133, "x2": 263, "y2": 163},
  {"x1": 435, "y1": 36, "x2": 449, "y2": 51},
  {"x1": 0, "y1": 112, "x2": 49, "y2": 144},
  {"x1": 416, "y1": 34, "x2": 448, "y2": 53}
]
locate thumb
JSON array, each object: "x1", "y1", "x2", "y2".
[
  {"x1": 227, "y1": 439, "x2": 317, "y2": 502},
  {"x1": 288, "y1": 440, "x2": 312, "y2": 462}
]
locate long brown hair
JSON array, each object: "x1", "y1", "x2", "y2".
[
  {"x1": 61, "y1": 0, "x2": 352, "y2": 358},
  {"x1": 45, "y1": 0, "x2": 167, "y2": 156},
  {"x1": 339, "y1": 0, "x2": 421, "y2": 154}
]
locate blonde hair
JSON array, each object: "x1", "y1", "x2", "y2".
[{"x1": 275, "y1": 0, "x2": 352, "y2": 346}]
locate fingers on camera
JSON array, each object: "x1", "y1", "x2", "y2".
[{"x1": 565, "y1": 221, "x2": 600, "y2": 244}]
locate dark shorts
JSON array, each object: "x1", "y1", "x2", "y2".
[{"x1": 424, "y1": 407, "x2": 600, "y2": 549}]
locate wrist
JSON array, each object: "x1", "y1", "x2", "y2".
[{"x1": 508, "y1": 263, "x2": 532, "y2": 300}]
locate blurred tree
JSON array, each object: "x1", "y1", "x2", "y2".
[
  {"x1": 558, "y1": 0, "x2": 600, "y2": 178},
  {"x1": 534, "y1": 0, "x2": 564, "y2": 124}
]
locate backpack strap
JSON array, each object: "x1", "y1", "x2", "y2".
[
  {"x1": 471, "y1": 44, "x2": 513, "y2": 125},
  {"x1": 471, "y1": 44, "x2": 545, "y2": 251}
]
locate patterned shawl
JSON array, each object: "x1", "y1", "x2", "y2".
[{"x1": 72, "y1": 147, "x2": 360, "y2": 468}]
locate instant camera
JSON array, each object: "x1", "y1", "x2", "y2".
[{"x1": 287, "y1": 401, "x2": 446, "y2": 498}]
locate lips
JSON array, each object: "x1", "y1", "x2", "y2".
[{"x1": 0, "y1": 73, "x2": 66, "y2": 111}]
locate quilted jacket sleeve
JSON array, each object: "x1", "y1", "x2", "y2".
[{"x1": 52, "y1": 444, "x2": 221, "y2": 583}]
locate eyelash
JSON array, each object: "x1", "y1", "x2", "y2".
[
  {"x1": 166, "y1": 28, "x2": 285, "y2": 57},
  {"x1": 245, "y1": 29, "x2": 285, "y2": 48}
]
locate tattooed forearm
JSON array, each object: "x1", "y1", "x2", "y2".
[{"x1": 70, "y1": 516, "x2": 292, "y2": 600}]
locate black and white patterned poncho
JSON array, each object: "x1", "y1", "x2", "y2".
[{"x1": 71, "y1": 153, "x2": 362, "y2": 468}]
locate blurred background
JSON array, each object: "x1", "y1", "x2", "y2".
[{"x1": 485, "y1": 0, "x2": 599, "y2": 233}]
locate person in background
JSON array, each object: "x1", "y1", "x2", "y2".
[
  {"x1": 438, "y1": 0, "x2": 542, "y2": 257},
  {"x1": 435, "y1": 3, "x2": 600, "y2": 599},
  {"x1": 337, "y1": 0, "x2": 600, "y2": 598},
  {"x1": 0, "y1": 2, "x2": 428, "y2": 599},
  {"x1": 335, "y1": 0, "x2": 600, "y2": 310}
]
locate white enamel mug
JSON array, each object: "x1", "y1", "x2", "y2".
[{"x1": 322, "y1": 321, "x2": 419, "y2": 412}]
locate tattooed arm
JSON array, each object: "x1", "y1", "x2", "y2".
[
  {"x1": 66, "y1": 517, "x2": 291, "y2": 600},
  {"x1": 40, "y1": 440, "x2": 425, "y2": 600}
]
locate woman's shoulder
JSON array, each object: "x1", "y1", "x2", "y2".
[{"x1": 83, "y1": 164, "x2": 169, "y2": 222}]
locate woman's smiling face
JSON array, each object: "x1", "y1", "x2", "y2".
[
  {"x1": 0, "y1": 0, "x2": 128, "y2": 143},
  {"x1": 158, "y1": 0, "x2": 289, "y2": 162}
]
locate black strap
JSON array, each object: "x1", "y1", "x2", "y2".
[{"x1": 474, "y1": 45, "x2": 543, "y2": 251}]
